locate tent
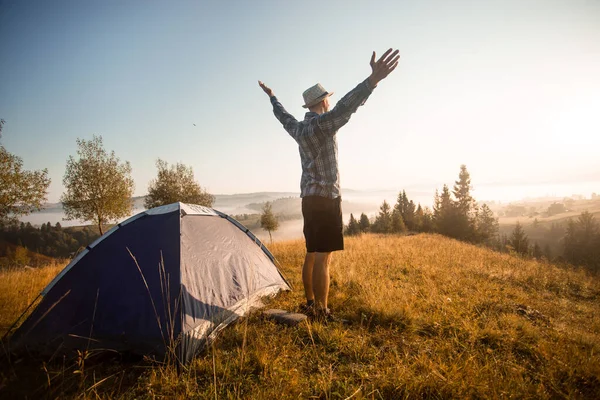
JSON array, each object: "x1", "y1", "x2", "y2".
[{"x1": 10, "y1": 203, "x2": 290, "y2": 363}]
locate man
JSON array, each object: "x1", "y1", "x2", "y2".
[{"x1": 259, "y1": 48, "x2": 400, "y2": 320}]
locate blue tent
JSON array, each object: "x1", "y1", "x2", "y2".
[{"x1": 10, "y1": 203, "x2": 290, "y2": 363}]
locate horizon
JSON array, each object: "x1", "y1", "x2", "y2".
[{"x1": 1, "y1": 0, "x2": 599, "y2": 204}]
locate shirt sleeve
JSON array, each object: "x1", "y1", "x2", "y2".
[
  {"x1": 315, "y1": 78, "x2": 375, "y2": 136},
  {"x1": 271, "y1": 96, "x2": 299, "y2": 137}
]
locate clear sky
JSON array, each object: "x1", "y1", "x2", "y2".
[{"x1": 1, "y1": 0, "x2": 599, "y2": 203}]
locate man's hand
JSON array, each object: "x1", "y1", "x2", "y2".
[
  {"x1": 368, "y1": 48, "x2": 400, "y2": 87},
  {"x1": 258, "y1": 81, "x2": 274, "y2": 98}
]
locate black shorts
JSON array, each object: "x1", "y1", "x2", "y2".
[{"x1": 302, "y1": 196, "x2": 344, "y2": 253}]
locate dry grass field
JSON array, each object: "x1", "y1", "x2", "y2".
[{"x1": 1, "y1": 234, "x2": 599, "y2": 399}]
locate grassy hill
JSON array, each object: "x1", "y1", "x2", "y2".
[{"x1": 1, "y1": 234, "x2": 599, "y2": 398}]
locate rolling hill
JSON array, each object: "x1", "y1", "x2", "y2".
[{"x1": 1, "y1": 233, "x2": 599, "y2": 398}]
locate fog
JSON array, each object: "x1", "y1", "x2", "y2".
[{"x1": 19, "y1": 180, "x2": 600, "y2": 237}]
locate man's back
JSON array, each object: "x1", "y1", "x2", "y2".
[{"x1": 269, "y1": 79, "x2": 375, "y2": 198}]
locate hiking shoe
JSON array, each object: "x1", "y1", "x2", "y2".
[
  {"x1": 298, "y1": 301, "x2": 314, "y2": 315},
  {"x1": 312, "y1": 308, "x2": 348, "y2": 325}
]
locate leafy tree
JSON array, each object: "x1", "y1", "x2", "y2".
[
  {"x1": 145, "y1": 159, "x2": 214, "y2": 209},
  {"x1": 345, "y1": 213, "x2": 361, "y2": 236},
  {"x1": 0, "y1": 120, "x2": 51, "y2": 223},
  {"x1": 61, "y1": 135, "x2": 134, "y2": 235},
  {"x1": 359, "y1": 213, "x2": 370, "y2": 233},
  {"x1": 509, "y1": 221, "x2": 529, "y2": 255},
  {"x1": 13, "y1": 245, "x2": 30, "y2": 267},
  {"x1": 260, "y1": 202, "x2": 279, "y2": 243},
  {"x1": 373, "y1": 200, "x2": 392, "y2": 233},
  {"x1": 475, "y1": 204, "x2": 498, "y2": 244}
]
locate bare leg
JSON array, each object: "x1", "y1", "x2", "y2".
[
  {"x1": 302, "y1": 252, "x2": 316, "y2": 302},
  {"x1": 313, "y1": 252, "x2": 332, "y2": 310}
]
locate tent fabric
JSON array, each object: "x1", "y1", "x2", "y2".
[{"x1": 10, "y1": 203, "x2": 290, "y2": 363}]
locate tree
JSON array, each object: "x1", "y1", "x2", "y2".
[
  {"x1": 391, "y1": 209, "x2": 406, "y2": 233},
  {"x1": 433, "y1": 185, "x2": 455, "y2": 237},
  {"x1": 564, "y1": 212, "x2": 600, "y2": 269},
  {"x1": 359, "y1": 213, "x2": 370, "y2": 233},
  {"x1": 373, "y1": 200, "x2": 392, "y2": 233},
  {"x1": 13, "y1": 245, "x2": 30, "y2": 267},
  {"x1": 61, "y1": 135, "x2": 134, "y2": 235},
  {"x1": 509, "y1": 222, "x2": 529, "y2": 255},
  {"x1": 452, "y1": 164, "x2": 476, "y2": 240},
  {"x1": 345, "y1": 213, "x2": 361, "y2": 236},
  {"x1": 475, "y1": 204, "x2": 498, "y2": 244},
  {"x1": 145, "y1": 159, "x2": 214, "y2": 209},
  {"x1": 260, "y1": 202, "x2": 279, "y2": 243},
  {"x1": 393, "y1": 190, "x2": 416, "y2": 230},
  {"x1": 532, "y1": 242, "x2": 543, "y2": 259},
  {"x1": 0, "y1": 120, "x2": 51, "y2": 223}
]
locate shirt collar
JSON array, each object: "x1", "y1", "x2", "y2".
[{"x1": 304, "y1": 111, "x2": 319, "y2": 121}]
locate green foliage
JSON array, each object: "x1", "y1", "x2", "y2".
[
  {"x1": 13, "y1": 245, "x2": 30, "y2": 266},
  {"x1": 358, "y1": 213, "x2": 370, "y2": 233},
  {"x1": 0, "y1": 221, "x2": 101, "y2": 260},
  {"x1": 145, "y1": 159, "x2": 214, "y2": 209},
  {"x1": 0, "y1": 120, "x2": 51, "y2": 224},
  {"x1": 391, "y1": 209, "x2": 406, "y2": 233},
  {"x1": 476, "y1": 204, "x2": 499, "y2": 244},
  {"x1": 564, "y1": 211, "x2": 600, "y2": 270},
  {"x1": 452, "y1": 164, "x2": 476, "y2": 240},
  {"x1": 61, "y1": 135, "x2": 134, "y2": 235},
  {"x1": 372, "y1": 200, "x2": 392, "y2": 233},
  {"x1": 433, "y1": 185, "x2": 455, "y2": 237},
  {"x1": 345, "y1": 213, "x2": 361, "y2": 236},
  {"x1": 509, "y1": 222, "x2": 529, "y2": 255},
  {"x1": 260, "y1": 202, "x2": 279, "y2": 243}
]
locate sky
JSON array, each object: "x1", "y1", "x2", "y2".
[{"x1": 1, "y1": 0, "x2": 599, "y2": 203}]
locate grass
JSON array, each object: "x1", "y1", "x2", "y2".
[{"x1": 1, "y1": 233, "x2": 599, "y2": 399}]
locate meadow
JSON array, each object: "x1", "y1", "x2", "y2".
[{"x1": 1, "y1": 234, "x2": 599, "y2": 399}]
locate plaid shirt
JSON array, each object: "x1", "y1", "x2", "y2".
[{"x1": 270, "y1": 79, "x2": 374, "y2": 198}]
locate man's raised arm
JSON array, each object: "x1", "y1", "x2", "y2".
[
  {"x1": 316, "y1": 48, "x2": 400, "y2": 135},
  {"x1": 258, "y1": 80, "x2": 298, "y2": 136}
]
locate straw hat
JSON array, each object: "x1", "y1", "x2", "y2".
[{"x1": 302, "y1": 83, "x2": 334, "y2": 108}]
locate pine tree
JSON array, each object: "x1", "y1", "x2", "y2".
[
  {"x1": 421, "y1": 207, "x2": 435, "y2": 233},
  {"x1": 414, "y1": 204, "x2": 424, "y2": 232},
  {"x1": 373, "y1": 200, "x2": 392, "y2": 233},
  {"x1": 532, "y1": 242, "x2": 543, "y2": 259},
  {"x1": 359, "y1": 213, "x2": 370, "y2": 233},
  {"x1": 475, "y1": 204, "x2": 498, "y2": 244},
  {"x1": 509, "y1": 222, "x2": 529, "y2": 255},
  {"x1": 434, "y1": 185, "x2": 455, "y2": 237},
  {"x1": 452, "y1": 165, "x2": 476, "y2": 240},
  {"x1": 543, "y1": 243, "x2": 552, "y2": 260},
  {"x1": 391, "y1": 209, "x2": 406, "y2": 233},
  {"x1": 345, "y1": 213, "x2": 360, "y2": 236},
  {"x1": 564, "y1": 212, "x2": 599, "y2": 269}
]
